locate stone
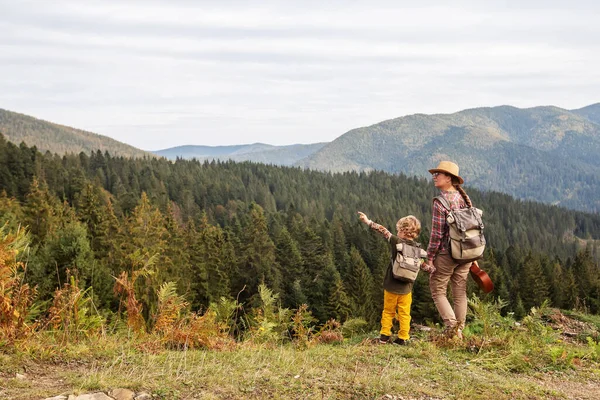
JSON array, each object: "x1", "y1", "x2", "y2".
[
  {"x1": 16, "y1": 373, "x2": 27, "y2": 380},
  {"x1": 74, "y1": 393, "x2": 113, "y2": 400},
  {"x1": 110, "y1": 388, "x2": 135, "y2": 400},
  {"x1": 43, "y1": 396, "x2": 67, "y2": 400},
  {"x1": 134, "y1": 393, "x2": 153, "y2": 400}
]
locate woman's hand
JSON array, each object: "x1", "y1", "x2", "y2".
[
  {"x1": 421, "y1": 260, "x2": 436, "y2": 274},
  {"x1": 357, "y1": 211, "x2": 371, "y2": 225}
]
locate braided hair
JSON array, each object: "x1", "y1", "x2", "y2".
[{"x1": 451, "y1": 176, "x2": 472, "y2": 208}]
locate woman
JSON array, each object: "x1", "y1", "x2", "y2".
[{"x1": 422, "y1": 161, "x2": 473, "y2": 339}]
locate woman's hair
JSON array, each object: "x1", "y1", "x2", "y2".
[
  {"x1": 396, "y1": 215, "x2": 421, "y2": 239},
  {"x1": 451, "y1": 176, "x2": 472, "y2": 207}
]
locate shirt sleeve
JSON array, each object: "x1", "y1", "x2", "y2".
[
  {"x1": 368, "y1": 221, "x2": 392, "y2": 241},
  {"x1": 427, "y1": 199, "x2": 446, "y2": 261}
]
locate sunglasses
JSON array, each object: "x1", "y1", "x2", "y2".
[{"x1": 432, "y1": 172, "x2": 446, "y2": 177}]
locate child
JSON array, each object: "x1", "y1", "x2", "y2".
[{"x1": 358, "y1": 211, "x2": 432, "y2": 344}]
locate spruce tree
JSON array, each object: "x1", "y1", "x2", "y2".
[
  {"x1": 346, "y1": 246, "x2": 374, "y2": 322},
  {"x1": 520, "y1": 253, "x2": 549, "y2": 310},
  {"x1": 240, "y1": 203, "x2": 282, "y2": 304}
]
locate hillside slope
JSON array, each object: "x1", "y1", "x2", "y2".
[
  {"x1": 0, "y1": 108, "x2": 151, "y2": 158},
  {"x1": 297, "y1": 105, "x2": 600, "y2": 212},
  {"x1": 154, "y1": 142, "x2": 327, "y2": 166}
]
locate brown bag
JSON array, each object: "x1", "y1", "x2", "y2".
[
  {"x1": 435, "y1": 196, "x2": 486, "y2": 263},
  {"x1": 392, "y1": 241, "x2": 427, "y2": 283}
]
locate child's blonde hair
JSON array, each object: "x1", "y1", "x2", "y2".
[{"x1": 396, "y1": 215, "x2": 421, "y2": 240}]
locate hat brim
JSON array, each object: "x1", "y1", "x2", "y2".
[{"x1": 428, "y1": 169, "x2": 464, "y2": 184}]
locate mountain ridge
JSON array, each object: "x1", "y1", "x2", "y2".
[
  {"x1": 296, "y1": 104, "x2": 600, "y2": 212},
  {"x1": 2, "y1": 103, "x2": 599, "y2": 211},
  {"x1": 0, "y1": 108, "x2": 151, "y2": 158},
  {"x1": 154, "y1": 142, "x2": 328, "y2": 165}
]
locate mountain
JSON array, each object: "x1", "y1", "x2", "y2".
[
  {"x1": 296, "y1": 104, "x2": 600, "y2": 212},
  {"x1": 0, "y1": 108, "x2": 151, "y2": 158},
  {"x1": 154, "y1": 142, "x2": 327, "y2": 166},
  {"x1": 572, "y1": 103, "x2": 600, "y2": 125}
]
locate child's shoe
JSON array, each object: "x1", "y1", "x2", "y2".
[
  {"x1": 392, "y1": 337, "x2": 408, "y2": 346},
  {"x1": 379, "y1": 334, "x2": 391, "y2": 344}
]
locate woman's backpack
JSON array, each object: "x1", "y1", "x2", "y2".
[
  {"x1": 392, "y1": 241, "x2": 427, "y2": 283},
  {"x1": 435, "y1": 196, "x2": 486, "y2": 263}
]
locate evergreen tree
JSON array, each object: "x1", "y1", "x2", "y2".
[
  {"x1": 274, "y1": 227, "x2": 304, "y2": 309},
  {"x1": 22, "y1": 178, "x2": 57, "y2": 244},
  {"x1": 199, "y1": 215, "x2": 232, "y2": 304},
  {"x1": 346, "y1": 246, "x2": 375, "y2": 322},
  {"x1": 240, "y1": 203, "x2": 282, "y2": 304},
  {"x1": 548, "y1": 261, "x2": 565, "y2": 308},
  {"x1": 562, "y1": 266, "x2": 578, "y2": 310},
  {"x1": 572, "y1": 249, "x2": 600, "y2": 312},
  {"x1": 520, "y1": 253, "x2": 549, "y2": 310},
  {"x1": 324, "y1": 263, "x2": 352, "y2": 321}
]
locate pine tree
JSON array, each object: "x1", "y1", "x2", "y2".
[
  {"x1": 274, "y1": 227, "x2": 304, "y2": 309},
  {"x1": 119, "y1": 192, "x2": 170, "y2": 323},
  {"x1": 183, "y1": 219, "x2": 208, "y2": 309},
  {"x1": 548, "y1": 261, "x2": 565, "y2": 308},
  {"x1": 240, "y1": 203, "x2": 282, "y2": 303},
  {"x1": 520, "y1": 253, "x2": 549, "y2": 310},
  {"x1": 330, "y1": 218, "x2": 350, "y2": 277},
  {"x1": 199, "y1": 215, "x2": 232, "y2": 304},
  {"x1": 572, "y1": 249, "x2": 600, "y2": 312},
  {"x1": 22, "y1": 178, "x2": 57, "y2": 245},
  {"x1": 324, "y1": 263, "x2": 352, "y2": 322},
  {"x1": 346, "y1": 246, "x2": 374, "y2": 322},
  {"x1": 562, "y1": 266, "x2": 578, "y2": 310}
]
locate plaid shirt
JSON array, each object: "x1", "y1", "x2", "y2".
[
  {"x1": 426, "y1": 190, "x2": 466, "y2": 261},
  {"x1": 368, "y1": 221, "x2": 392, "y2": 240}
]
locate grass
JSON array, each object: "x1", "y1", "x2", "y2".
[
  {"x1": 2, "y1": 279, "x2": 600, "y2": 400},
  {"x1": 2, "y1": 325, "x2": 600, "y2": 400}
]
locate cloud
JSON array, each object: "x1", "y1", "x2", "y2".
[{"x1": 1, "y1": 0, "x2": 599, "y2": 149}]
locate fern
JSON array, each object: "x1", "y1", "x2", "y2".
[{"x1": 0, "y1": 224, "x2": 37, "y2": 341}]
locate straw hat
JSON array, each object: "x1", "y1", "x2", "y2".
[{"x1": 428, "y1": 161, "x2": 464, "y2": 184}]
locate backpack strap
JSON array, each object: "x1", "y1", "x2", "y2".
[{"x1": 434, "y1": 195, "x2": 452, "y2": 211}]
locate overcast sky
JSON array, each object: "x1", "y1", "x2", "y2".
[{"x1": 2, "y1": 1, "x2": 599, "y2": 150}]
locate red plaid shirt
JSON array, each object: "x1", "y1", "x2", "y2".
[
  {"x1": 368, "y1": 221, "x2": 392, "y2": 240},
  {"x1": 426, "y1": 190, "x2": 466, "y2": 261}
]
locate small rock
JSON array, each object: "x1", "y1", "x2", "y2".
[
  {"x1": 68, "y1": 396, "x2": 77, "y2": 400},
  {"x1": 110, "y1": 388, "x2": 135, "y2": 400},
  {"x1": 16, "y1": 373, "x2": 27, "y2": 380},
  {"x1": 74, "y1": 393, "x2": 113, "y2": 400},
  {"x1": 134, "y1": 393, "x2": 152, "y2": 400},
  {"x1": 43, "y1": 396, "x2": 67, "y2": 400}
]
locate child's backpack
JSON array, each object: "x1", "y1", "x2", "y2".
[
  {"x1": 392, "y1": 241, "x2": 427, "y2": 283},
  {"x1": 435, "y1": 196, "x2": 486, "y2": 263}
]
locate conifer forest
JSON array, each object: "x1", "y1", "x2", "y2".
[{"x1": 1, "y1": 133, "x2": 600, "y2": 336}]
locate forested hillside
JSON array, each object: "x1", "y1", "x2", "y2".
[
  {"x1": 1, "y1": 133, "x2": 600, "y2": 328},
  {"x1": 573, "y1": 102, "x2": 600, "y2": 125},
  {"x1": 154, "y1": 142, "x2": 327, "y2": 165},
  {"x1": 0, "y1": 108, "x2": 151, "y2": 158},
  {"x1": 298, "y1": 104, "x2": 600, "y2": 212}
]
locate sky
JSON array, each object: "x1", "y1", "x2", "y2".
[{"x1": 2, "y1": 0, "x2": 600, "y2": 151}]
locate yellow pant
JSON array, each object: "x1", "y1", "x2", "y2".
[{"x1": 380, "y1": 290, "x2": 412, "y2": 340}]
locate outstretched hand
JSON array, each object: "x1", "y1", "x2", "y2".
[{"x1": 357, "y1": 211, "x2": 370, "y2": 224}]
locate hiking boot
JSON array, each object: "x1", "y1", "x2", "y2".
[
  {"x1": 443, "y1": 325, "x2": 463, "y2": 340},
  {"x1": 379, "y1": 334, "x2": 391, "y2": 344},
  {"x1": 392, "y1": 337, "x2": 408, "y2": 346}
]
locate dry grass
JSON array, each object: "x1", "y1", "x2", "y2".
[{"x1": 2, "y1": 327, "x2": 600, "y2": 400}]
